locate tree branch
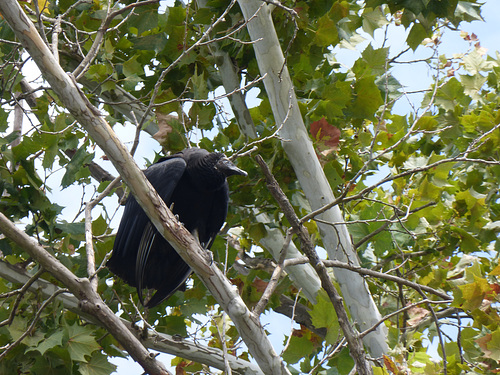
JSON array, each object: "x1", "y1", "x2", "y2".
[{"x1": 255, "y1": 155, "x2": 373, "y2": 374}]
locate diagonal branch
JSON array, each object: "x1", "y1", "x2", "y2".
[{"x1": 255, "y1": 155, "x2": 373, "y2": 374}]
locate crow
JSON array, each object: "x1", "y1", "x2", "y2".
[{"x1": 107, "y1": 148, "x2": 246, "y2": 308}]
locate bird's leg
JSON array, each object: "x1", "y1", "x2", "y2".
[
  {"x1": 169, "y1": 202, "x2": 180, "y2": 220},
  {"x1": 205, "y1": 246, "x2": 214, "y2": 265},
  {"x1": 141, "y1": 308, "x2": 149, "y2": 339}
]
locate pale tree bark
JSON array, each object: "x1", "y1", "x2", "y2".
[
  {"x1": 236, "y1": 0, "x2": 389, "y2": 357},
  {"x1": 0, "y1": 1, "x2": 290, "y2": 374}
]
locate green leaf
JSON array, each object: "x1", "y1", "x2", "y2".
[
  {"x1": 454, "y1": 2, "x2": 483, "y2": 23},
  {"x1": 130, "y1": 34, "x2": 167, "y2": 52},
  {"x1": 462, "y1": 50, "x2": 498, "y2": 75},
  {"x1": 0, "y1": 131, "x2": 21, "y2": 146},
  {"x1": 61, "y1": 145, "x2": 94, "y2": 188},
  {"x1": 415, "y1": 116, "x2": 438, "y2": 131},
  {"x1": 460, "y1": 73, "x2": 487, "y2": 99},
  {"x1": 131, "y1": 7, "x2": 158, "y2": 36},
  {"x1": 33, "y1": 331, "x2": 65, "y2": 356},
  {"x1": 123, "y1": 55, "x2": 143, "y2": 78},
  {"x1": 433, "y1": 77, "x2": 470, "y2": 111},
  {"x1": 0, "y1": 108, "x2": 9, "y2": 131},
  {"x1": 324, "y1": 161, "x2": 343, "y2": 190},
  {"x1": 191, "y1": 66, "x2": 208, "y2": 100},
  {"x1": 351, "y1": 76, "x2": 383, "y2": 120},
  {"x1": 42, "y1": 134, "x2": 60, "y2": 170},
  {"x1": 55, "y1": 221, "x2": 86, "y2": 236},
  {"x1": 309, "y1": 290, "x2": 339, "y2": 345},
  {"x1": 321, "y1": 80, "x2": 352, "y2": 116},
  {"x1": 282, "y1": 330, "x2": 315, "y2": 364},
  {"x1": 407, "y1": 22, "x2": 428, "y2": 50},
  {"x1": 315, "y1": 14, "x2": 339, "y2": 46},
  {"x1": 456, "y1": 276, "x2": 489, "y2": 311},
  {"x1": 362, "y1": 7, "x2": 389, "y2": 37},
  {"x1": 79, "y1": 352, "x2": 116, "y2": 375},
  {"x1": 65, "y1": 323, "x2": 101, "y2": 362}
]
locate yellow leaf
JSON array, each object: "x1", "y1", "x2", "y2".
[{"x1": 490, "y1": 263, "x2": 500, "y2": 276}]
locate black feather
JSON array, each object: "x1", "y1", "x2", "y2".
[{"x1": 107, "y1": 148, "x2": 246, "y2": 307}]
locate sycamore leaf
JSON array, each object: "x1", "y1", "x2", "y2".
[
  {"x1": 407, "y1": 22, "x2": 428, "y2": 51},
  {"x1": 362, "y1": 7, "x2": 389, "y2": 37},
  {"x1": 351, "y1": 76, "x2": 383, "y2": 120},
  {"x1": 33, "y1": 331, "x2": 65, "y2": 356},
  {"x1": 490, "y1": 264, "x2": 500, "y2": 276},
  {"x1": 310, "y1": 118, "x2": 341, "y2": 149},
  {"x1": 282, "y1": 328, "x2": 315, "y2": 364},
  {"x1": 308, "y1": 290, "x2": 339, "y2": 345},
  {"x1": 66, "y1": 323, "x2": 101, "y2": 362},
  {"x1": 476, "y1": 329, "x2": 500, "y2": 361},
  {"x1": 61, "y1": 146, "x2": 94, "y2": 188},
  {"x1": 153, "y1": 113, "x2": 176, "y2": 144},
  {"x1": 457, "y1": 276, "x2": 489, "y2": 311},
  {"x1": 79, "y1": 352, "x2": 117, "y2": 375},
  {"x1": 315, "y1": 14, "x2": 339, "y2": 46},
  {"x1": 122, "y1": 55, "x2": 143, "y2": 78},
  {"x1": 407, "y1": 305, "x2": 430, "y2": 327}
]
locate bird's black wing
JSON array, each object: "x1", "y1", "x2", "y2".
[
  {"x1": 107, "y1": 157, "x2": 186, "y2": 290},
  {"x1": 136, "y1": 157, "x2": 191, "y2": 307},
  {"x1": 203, "y1": 181, "x2": 229, "y2": 250}
]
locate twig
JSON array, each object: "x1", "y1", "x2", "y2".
[
  {"x1": 280, "y1": 289, "x2": 302, "y2": 355},
  {"x1": 85, "y1": 201, "x2": 98, "y2": 291},
  {"x1": 253, "y1": 228, "x2": 292, "y2": 316},
  {"x1": 51, "y1": 16, "x2": 62, "y2": 63},
  {"x1": 283, "y1": 257, "x2": 452, "y2": 301},
  {"x1": 358, "y1": 299, "x2": 450, "y2": 339},
  {"x1": 85, "y1": 175, "x2": 122, "y2": 291},
  {"x1": 0, "y1": 288, "x2": 69, "y2": 360},
  {"x1": 308, "y1": 337, "x2": 347, "y2": 374}
]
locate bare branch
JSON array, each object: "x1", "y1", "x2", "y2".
[
  {"x1": 284, "y1": 257, "x2": 452, "y2": 301},
  {"x1": 255, "y1": 154, "x2": 373, "y2": 375},
  {"x1": 253, "y1": 228, "x2": 292, "y2": 316}
]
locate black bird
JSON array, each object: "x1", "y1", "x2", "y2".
[{"x1": 107, "y1": 148, "x2": 246, "y2": 308}]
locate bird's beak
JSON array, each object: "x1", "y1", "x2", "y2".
[{"x1": 217, "y1": 157, "x2": 247, "y2": 177}]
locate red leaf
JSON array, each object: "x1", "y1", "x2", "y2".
[
  {"x1": 310, "y1": 118, "x2": 340, "y2": 148},
  {"x1": 252, "y1": 278, "x2": 268, "y2": 293}
]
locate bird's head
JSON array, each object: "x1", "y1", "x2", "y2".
[
  {"x1": 182, "y1": 148, "x2": 247, "y2": 191},
  {"x1": 215, "y1": 155, "x2": 247, "y2": 178}
]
